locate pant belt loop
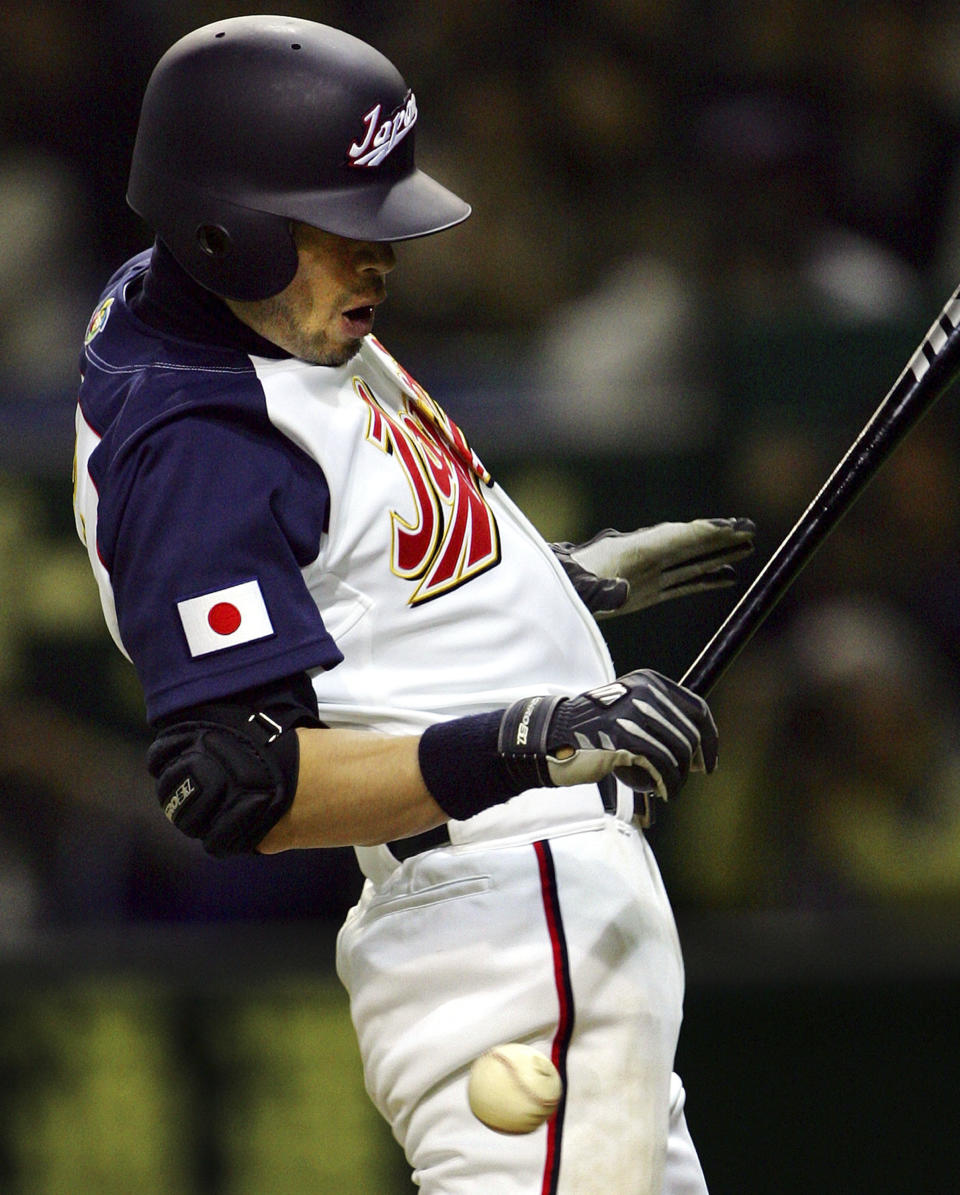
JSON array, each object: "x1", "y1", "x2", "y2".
[{"x1": 598, "y1": 775, "x2": 618, "y2": 814}]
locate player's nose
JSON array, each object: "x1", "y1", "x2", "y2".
[{"x1": 355, "y1": 241, "x2": 396, "y2": 277}]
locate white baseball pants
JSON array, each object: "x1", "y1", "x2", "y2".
[{"x1": 338, "y1": 801, "x2": 708, "y2": 1194}]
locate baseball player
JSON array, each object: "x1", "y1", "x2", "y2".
[{"x1": 73, "y1": 17, "x2": 754, "y2": 1194}]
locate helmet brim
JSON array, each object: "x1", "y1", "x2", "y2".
[{"x1": 265, "y1": 167, "x2": 472, "y2": 243}]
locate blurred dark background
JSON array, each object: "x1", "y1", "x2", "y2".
[{"x1": 3, "y1": 1, "x2": 960, "y2": 1190}]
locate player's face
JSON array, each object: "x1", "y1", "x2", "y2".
[{"x1": 226, "y1": 224, "x2": 396, "y2": 365}]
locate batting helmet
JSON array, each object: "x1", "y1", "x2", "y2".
[{"x1": 127, "y1": 16, "x2": 471, "y2": 300}]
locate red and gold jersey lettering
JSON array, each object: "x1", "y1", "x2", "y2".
[
  {"x1": 386, "y1": 349, "x2": 492, "y2": 486},
  {"x1": 357, "y1": 377, "x2": 500, "y2": 604}
]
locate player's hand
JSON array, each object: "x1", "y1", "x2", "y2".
[
  {"x1": 552, "y1": 518, "x2": 755, "y2": 618},
  {"x1": 497, "y1": 670, "x2": 718, "y2": 801}
]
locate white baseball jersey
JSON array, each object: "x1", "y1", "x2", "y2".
[
  {"x1": 74, "y1": 250, "x2": 613, "y2": 730},
  {"x1": 252, "y1": 334, "x2": 619, "y2": 730},
  {"x1": 74, "y1": 246, "x2": 707, "y2": 1195}
]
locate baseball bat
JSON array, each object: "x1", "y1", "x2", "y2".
[{"x1": 681, "y1": 282, "x2": 960, "y2": 698}]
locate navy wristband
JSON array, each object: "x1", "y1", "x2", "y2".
[{"x1": 418, "y1": 710, "x2": 527, "y2": 822}]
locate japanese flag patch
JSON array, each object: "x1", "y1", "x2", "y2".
[{"x1": 177, "y1": 580, "x2": 274, "y2": 657}]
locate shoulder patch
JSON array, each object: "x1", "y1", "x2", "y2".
[
  {"x1": 177, "y1": 579, "x2": 274, "y2": 657},
  {"x1": 84, "y1": 296, "x2": 114, "y2": 345}
]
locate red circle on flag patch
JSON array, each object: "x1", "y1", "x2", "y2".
[{"x1": 208, "y1": 602, "x2": 242, "y2": 636}]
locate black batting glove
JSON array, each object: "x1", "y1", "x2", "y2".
[{"x1": 497, "y1": 670, "x2": 718, "y2": 802}]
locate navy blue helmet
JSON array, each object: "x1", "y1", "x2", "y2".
[{"x1": 127, "y1": 16, "x2": 471, "y2": 299}]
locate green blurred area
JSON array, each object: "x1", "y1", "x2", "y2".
[
  {"x1": 0, "y1": 928, "x2": 958, "y2": 1195},
  {"x1": 0, "y1": 975, "x2": 412, "y2": 1195}
]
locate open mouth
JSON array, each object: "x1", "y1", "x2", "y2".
[{"x1": 342, "y1": 304, "x2": 376, "y2": 336}]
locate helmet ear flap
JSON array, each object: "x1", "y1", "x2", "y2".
[
  {"x1": 187, "y1": 205, "x2": 298, "y2": 301},
  {"x1": 137, "y1": 172, "x2": 300, "y2": 301},
  {"x1": 196, "y1": 224, "x2": 232, "y2": 259}
]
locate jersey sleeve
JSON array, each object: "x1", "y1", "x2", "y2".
[{"x1": 96, "y1": 407, "x2": 343, "y2": 721}]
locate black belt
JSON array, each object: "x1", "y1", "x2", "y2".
[{"x1": 386, "y1": 776, "x2": 619, "y2": 862}]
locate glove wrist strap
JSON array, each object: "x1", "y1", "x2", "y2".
[{"x1": 496, "y1": 694, "x2": 564, "y2": 790}]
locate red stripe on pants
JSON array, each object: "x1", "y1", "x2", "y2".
[{"x1": 535, "y1": 840, "x2": 575, "y2": 1195}]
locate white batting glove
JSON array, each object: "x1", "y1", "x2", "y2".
[
  {"x1": 497, "y1": 670, "x2": 718, "y2": 802},
  {"x1": 552, "y1": 518, "x2": 755, "y2": 618}
]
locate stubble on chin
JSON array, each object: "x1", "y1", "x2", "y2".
[
  {"x1": 304, "y1": 337, "x2": 364, "y2": 367},
  {"x1": 227, "y1": 286, "x2": 363, "y2": 365},
  {"x1": 250, "y1": 294, "x2": 362, "y2": 366}
]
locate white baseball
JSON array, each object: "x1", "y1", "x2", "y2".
[{"x1": 467, "y1": 1043, "x2": 563, "y2": 1134}]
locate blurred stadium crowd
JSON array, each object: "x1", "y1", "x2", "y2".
[{"x1": 4, "y1": 0, "x2": 960, "y2": 938}]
